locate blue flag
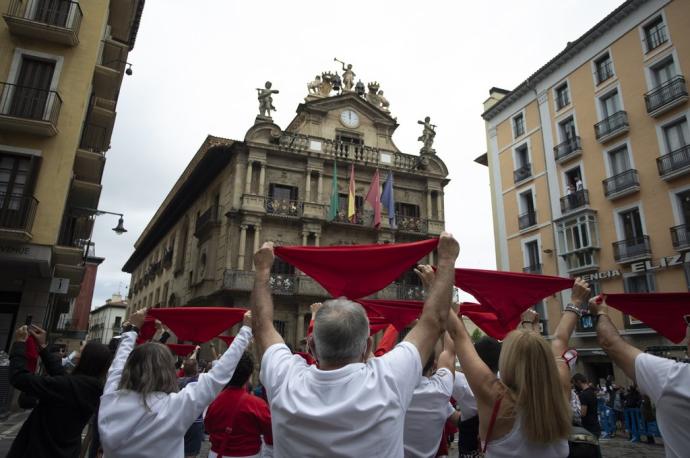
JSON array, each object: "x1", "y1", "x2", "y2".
[{"x1": 381, "y1": 172, "x2": 396, "y2": 229}]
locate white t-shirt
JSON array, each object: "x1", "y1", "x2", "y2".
[
  {"x1": 261, "y1": 341, "x2": 422, "y2": 458},
  {"x1": 403, "y1": 367, "x2": 455, "y2": 458},
  {"x1": 452, "y1": 372, "x2": 478, "y2": 420},
  {"x1": 635, "y1": 353, "x2": 690, "y2": 458}
]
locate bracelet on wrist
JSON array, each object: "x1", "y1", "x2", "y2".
[{"x1": 564, "y1": 304, "x2": 582, "y2": 317}]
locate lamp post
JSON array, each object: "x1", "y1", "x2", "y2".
[{"x1": 70, "y1": 207, "x2": 127, "y2": 258}]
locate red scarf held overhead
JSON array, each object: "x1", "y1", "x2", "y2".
[
  {"x1": 459, "y1": 303, "x2": 521, "y2": 341},
  {"x1": 455, "y1": 268, "x2": 574, "y2": 323},
  {"x1": 167, "y1": 343, "x2": 197, "y2": 357},
  {"x1": 274, "y1": 238, "x2": 438, "y2": 299},
  {"x1": 306, "y1": 312, "x2": 391, "y2": 336},
  {"x1": 358, "y1": 299, "x2": 424, "y2": 331},
  {"x1": 604, "y1": 293, "x2": 690, "y2": 343},
  {"x1": 216, "y1": 335, "x2": 234, "y2": 347},
  {"x1": 25, "y1": 335, "x2": 40, "y2": 373},
  {"x1": 148, "y1": 307, "x2": 247, "y2": 343},
  {"x1": 374, "y1": 325, "x2": 400, "y2": 356},
  {"x1": 136, "y1": 316, "x2": 158, "y2": 345}
]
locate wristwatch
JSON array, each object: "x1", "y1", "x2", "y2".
[{"x1": 564, "y1": 303, "x2": 582, "y2": 317}]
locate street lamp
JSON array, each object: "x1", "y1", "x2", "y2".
[{"x1": 71, "y1": 207, "x2": 128, "y2": 257}]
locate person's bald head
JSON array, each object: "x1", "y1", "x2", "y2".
[{"x1": 312, "y1": 298, "x2": 370, "y2": 367}]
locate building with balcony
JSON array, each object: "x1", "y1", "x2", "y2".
[
  {"x1": 478, "y1": 0, "x2": 690, "y2": 384},
  {"x1": 88, "y1": 293, "x2": 127, "y2": 344},
  {"x1": 0, "y1": 0, "x2": 145, "y2": 355},
  {"x1": 123, "y1": 74, "x2": 449, "y2": 348}
]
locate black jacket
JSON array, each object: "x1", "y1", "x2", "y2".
[{"x1": 8, "y1": 342, "x2": 104, "y2": 458}]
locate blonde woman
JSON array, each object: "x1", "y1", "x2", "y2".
[{"x1": 447, "y1": 278, "x2": 590, "y2": 457}]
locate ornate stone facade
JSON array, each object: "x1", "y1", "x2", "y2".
[{"x1": 124, "y1": 88, "x2": 449, "y2": 348}]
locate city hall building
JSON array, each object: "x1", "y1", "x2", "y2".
[
  {"x1": 123, "y1": 75, "x2": 450, "y2": 348},
  {"x1": 479, "y1": 0, "x2": 690, "y2": 383}
]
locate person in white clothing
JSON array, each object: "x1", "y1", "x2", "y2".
[
  {"x1": 588, "y1": 297, "x2": 690, "y2": 458},
  {"x1": 251, "y1": 232, "x2": 460, "y2": 458},
  {"x1": 447, "y1": 279, "x2": 592, "y2": 458},
  {"x1": 98, "y1": 308, "x2": 254, "y2": 458},
  {"x1": 403, "y1": 332, "x2": 456, "y2": 458}
]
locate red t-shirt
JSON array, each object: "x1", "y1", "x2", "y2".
[{"x1": 205, "y1": 388, "x2": 273, "y2": 456}]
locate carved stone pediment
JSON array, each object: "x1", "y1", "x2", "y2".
[{"x1": 293, "y1": 92, "x2": 398, "y2": 129}]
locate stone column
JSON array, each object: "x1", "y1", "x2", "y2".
[
  {"x1": 244, "y1": 162, "x2": 253, "y2": 194},
  {"x1": 237, "y1": 224, "x2": 247, "y2": 270},
  {"x1": 305, "y1": 170, "x2": 312, "y2": 202},
  {"x1": 317, "y1": 172, "x2": 323, "y2": 203},
  {"x1": 296, "y1": 311, "x2": 306, "y2": 345},
  {"x1": 258, "y1": 163, "x2": 266, "y2": 197},
  {"x1": 437, "y1": 192, "x2": 444, "y2": 220},
  {"x1": 314, "y1": 233, "x2": 321, "y2": 246},
  {"x1": 426, "y1": 191, "x2": 433, "y2": 219},
  {"x1": 301, "y1": 231, "x2": 308, "y2": 245},
  {"x1": 252, "y1": 225, "x2": 262, "y2": 271}
]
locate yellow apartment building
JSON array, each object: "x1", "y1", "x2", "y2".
[
  {"x1": 0, "y1": 0, "x2": 145, "y2": 354},
  {"x1": 479, "y1": 0, "x2": 690, "y2": 383}
]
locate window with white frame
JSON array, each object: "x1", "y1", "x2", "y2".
[
  {"x1": 600, "y1": 89, "x2": 621, "y2": 119},
  {"x1": 524, "y1": 240, "x2": 541, "y2": 272},
  {"x1": 555, "y1": 83, "x2": 570, "y2": 110},
  {"x1": 607, "y1": 144, "x2": 632, "y2": 176},
  {"x1": 513, "y1": 113, "x2": 525, "y2": 138},
  {"x1": 651, "y1": 56, "x2": 677, "y2": 88},
  {"x1": 559, "y1": 117, "x2": 577, "y2": 141},
  {"x1": 556, "y1": 213, "x2": 599, "y2": 272},
  {"x1": 643, "y1": 16, "x2": 668, "y2": 53},
  {"x1": 663, "y1": 117, "x2": 689, "y2": 155},
  {"x1": 594, "y1": 53, "x2": 614, "y2": 85}
]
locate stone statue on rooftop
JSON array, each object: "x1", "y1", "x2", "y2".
[
  {"x1": 366, "y1": 81, "x2": 381, "y2": 105},
  {"x1": 307, "y1": 75, "x2": 322, "y2": 94},
  {"x1": 257, "y1": 81, "x2": 279, "y2": 117},
  {"x1": 334, "y1": 58, "x2": 356, "y2": 91},
  {"x1": 378, "y1": 90, "x2": 390, "y2": 112},
  {"x1": 417, "y1": 116, "x2": 437, "y2": 153}
]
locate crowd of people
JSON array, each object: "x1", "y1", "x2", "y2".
[{"x1": 6, "y1": 232, "x2": 690, "y2": 457}]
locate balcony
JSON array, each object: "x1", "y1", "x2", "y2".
[
  {"x1": 224, "y1": 270, "x2": 296, "y2": 295},
  {"x1": 69, "y1": 178, "x2": 102, "y2": 209},
  {"x1": 265, "y1": 197, "x2": 302, "y2": 218},
  {"x1": 194, "y1": 205, "x2": 219, "y2": 238},
  {"x1": 396, "y1": 215, "x2": 428, "y2": 234},
  {"x1": 645, "y1": 76, "x2": 688, "y2": 117},
  {"x1": 553, "y1": 136, "x2": 582, "y2": 163},
  {"x1": 522, "y1": 264, "x2": 543, "y2": 274},
  {"x1": 603, "y1": 169, "x2": 639, "y2": 200},
  {"x1": 594, "y1": 61, "x2": 615, "y2": 86},
  {"x1": 94, "y1": 40, "x2": 128, "y2": 100},
  {"x1": 671, "y1": 225, "x2": 690, "y2": 252},
  {"x1": 657, "y1": 145, "x2": 690, "y2": 181},
  {"x1": 613, "y1": 235, "x2": 652, "y2": 263},
  {"x1": 3, "y1": 0, "x2": 82, "y2": 46},
  {"x1": 594, "y1": 111, "x2": 629, "y2": 143},
  {"x1": 396, "y1": 283, "x2": 425, "y2": 300},
  {"x1": 560, "y1": 189, "x2": 589, "y2": 214},
  {"x1": 513, "y1": 163, "x2": 532, "y2": 183},
  {"x1": 162, "y1": 248, "x2": 173, "y2": 269},
  {"x1": 518, "y1": 210, "x2": 537, "y2": 231},
  {"x1": 0, "y1": 194, "x2": 38, "y2": 241},
  {"x1": 0, "y1": 82, "x2": 62, "y2": 136}
]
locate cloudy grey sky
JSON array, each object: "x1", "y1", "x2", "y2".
[{"x1": 91, "y1": 0, "x2": 623, "y2": 307}]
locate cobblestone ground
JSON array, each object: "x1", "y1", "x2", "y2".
[{"x1": 0, "y1": 410, "x2": 669, "y2": 458}]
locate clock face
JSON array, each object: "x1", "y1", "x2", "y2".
[{"x1": 340, "y1": 109, "x2": 360, "y2": 128}]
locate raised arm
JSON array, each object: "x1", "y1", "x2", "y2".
[
  {"x1": 103, "y1": 308, "x2": 146, "y2": 395},
  {"x1": 447, "y1": 309, "x2": 497, "y2": 405},
  {"x1": 251, "y1": 242, "x2": 284, "y2": 359},
  {"x1": 436, "y1": 331, "x2": 456, "y2": 375},
  {"x1": 28, "y1": 325, "x2": 65, "y2": 376},
  {"x1": 552, "y1": 278, "x2": 590, "y2": 391},
  {"x1": 589, "y1": 297, "x2": 641, "y2": 381},
  {"x1": 404, "y1": 232, "x2": 459, "y2": 367}
]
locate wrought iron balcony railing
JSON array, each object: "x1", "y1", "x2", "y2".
[
  {"x1": 0, "y1": 193, "x2": 38, "y2": 234},
  {"x1": 613, "y1": 235, "x2": 652, "y2": 263},
  {"x1": 0, "y1": 81, "x2": 62, "y2": 125},
  {"x1": 99, "y1": 40, "x2": 128, "y2": 73},
  {"x1": 58, "y1": 211, "x2": 94, "y2": 249},
  {"x1": 513, "y1": 163, "x2": 532, "y2": 183},
  {"x1": 79, "y1": 123, "x2": 109, "y2": 153},
  {"x1": 594, "y1": 61, "x2": 615, "y2": 85},
  {"x1": 194, "y1": 205, "x2": 219, "y2": 237},
  {"x1": 5, "y1": 0, "x2": 82, "y2": 43},
  {"x1": 670, "y1": 224, "x2": 690, "y2": 251},
  {"x1": 594, "y1": 111, "x2": 628, "y2": 141},
  {"x1": 396, "y1": 215, "x2": 428, "y2": 233},
  {"x1": 603, "y1": 169, "x2": 639, "y2": 198},
  {"x1": 644, "y1": 76, "x2": 688, "y2": 114},
  {"x1": 560, "y1": 189, "x2": 589, "y2": 213},
  {"x1": 522, "y1": 264, "x2": 543, "y2": 274},
  {"x1": 657, "y1": 144, "x2": 690, "y2": 178},
  {"x1": 554, "y1": 136, "x2": 582, "y2": 162},
  {"x1": 518, "y1": 210, "x2": 537, "y2": 230},
  {"x1": 265, "y1": 198, "x2": 302, "y2": 217}
]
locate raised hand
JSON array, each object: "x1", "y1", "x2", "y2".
[
  {"x1": 414, "y1": 264, "x2": 435, "y2": 289},
  {"x1": 129, "y1": 308, "x2": 147, "y2": 329},
  {"x1": 437, "y1": 232, "x2": 460, "y2": 263},
  {"x1": 254, "y1": 242, "x2": 275, "y2": 271},
  {"x1": 242, "y1": 310, "x2": 253, "y2": 328},
  {"x1": 14, "y1": 325, "x2": 28, "y2": 343},
  {"x1": 28, "y1": 325, "x2": 48, "y2": 348},
  {"x1": 571, "y1": 277, "x2": 591, "y2": 305}
]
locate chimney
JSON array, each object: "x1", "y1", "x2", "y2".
[
  {"x1": 111, "y1": 292, "x2": 122, "y2": 303},
  {"x1": 483, "y1": 87, "x2": 510, "y2": 112}
]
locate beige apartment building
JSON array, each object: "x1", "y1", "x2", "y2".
[
  {"x1": 88, "y1": 292, "x2": 126, "y2": 344},
  {"x1": 0, "y1": 0, "x2": 145, "y2": 353},
  {"x1": 123, "y1": 76, "x2": 449, "y2": 348},
  {"x1": 479, "y1": 0, "x2": 690, "y2": 382}
]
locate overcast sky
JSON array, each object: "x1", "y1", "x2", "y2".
[{"x1": 90, "y1": 0, "x2": 623, "y2": 308}]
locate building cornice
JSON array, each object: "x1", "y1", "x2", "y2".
[{"x1": 481, "y1": 0, "x2": 645, "y2": 121}]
